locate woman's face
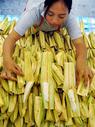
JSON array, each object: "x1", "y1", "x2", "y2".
[{"x1": 46, "y1": 1, "x2": 69, "y2": 27}]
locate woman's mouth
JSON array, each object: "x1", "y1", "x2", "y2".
[{"x1": 50, "y1": 24, "x2": 59, "y2": 27}]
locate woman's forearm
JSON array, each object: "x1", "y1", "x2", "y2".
[
  {"x1": 3, "y1": 36, "x2": 16, "y2": 61},
  {"x1": 3, "y1": 30, "x2": 21, "y2": 61},
  {"x1": 73, "y1": 37, "x2": 87, "y2": 62}
]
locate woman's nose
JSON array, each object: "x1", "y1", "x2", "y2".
[{"x1": 51, "y1": 18, "x2": 59, "y2": 26}]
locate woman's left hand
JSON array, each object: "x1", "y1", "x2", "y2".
[
  {"x1": 73, "y1": 37, "x2": 94, "y2": 86},
  {"x1": 76, "y1": 58, "x2": 94, "y2": 86}
]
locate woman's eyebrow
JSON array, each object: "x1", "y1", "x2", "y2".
[
  {"x1": 48, "y1": 10, "x2": 54, "y2": 14},
  {"x1": 59, "y1": 13, "x2": 67, "y2": 16}
]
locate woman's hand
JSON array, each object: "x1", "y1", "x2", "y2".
[
  {"x1": 76, "y1": 58, "x2": 94, "y2": 86},
  {"x1": 0, "y1": 58, "x2": 23, "y2": 81},
  {"x1": 73, "y1": 37, "x2": 94, "y2": 86},
  {"x1": 0, "y1": 30, "x2": 22, "y2": 81}
]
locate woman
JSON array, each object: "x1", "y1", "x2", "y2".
[{"x1": 0, "y1": 0, "x2": 94, "y2": 85}]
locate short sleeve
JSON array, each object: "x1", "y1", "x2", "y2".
[
  {"x1": 65, "y1": 14, "x2": 82, "y2": 40},
  {"x1": 14, "y1": 8, "x2": 40, "y2": 36}
]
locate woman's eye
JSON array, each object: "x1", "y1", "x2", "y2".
[
  {"x1": 47, "y1": 12, "x2": 54, "y2": 16},
  {"x1": 59, "y1": 16, "x2": 65, "y2": 19}
]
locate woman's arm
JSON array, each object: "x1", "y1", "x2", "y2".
[
  {"x1": 73, "y1": 37, "x2": 94, "y2": 86},
  {"x1": 0, "y1": 8, "x2": 40, "y2": 81},
  {"x1": 65, "y1": 14, "x2": 94, "y2": 85},
  {"x1": 4, "y1": 8, "x2": 40, "y2": 60},
  {"x1": 0, "y1": 30, "x2": 23, "y2": 81},
  {"x1": 73, "y1": 37, "x2": 87, "y2": 62},
  {"x1": 3, "y1": 30, "x2": 21, "y2": 61}
]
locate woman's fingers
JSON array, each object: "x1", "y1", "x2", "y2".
[
  {"x1": 88, "y1": 69, "x2": 94, "y2": 84},
  {"x1": 84, "y1": 67, "x2": 94, "y2": 86},
  {"x1": 0, "y1": 71, "x2": 8, "y2": 79},
  {"x1": 84, "y1": 72, "x2": 89, "y2": 86},
  {"x1": 12, "y1": 67, "x2": 21, "y2": 75},
  {"x1": 76, "y1": 73, "x2": 81, "y2": 86},
  {"x1": 76, "y1": 70, "x2": 83, "y2": 86},
  {"x1": 15, "y1": 64, "x2": 24, "y2": 75},
  {"x1": 0, "y1": 70, "x2": 17, "y2": 81},
  {"x1": 6, "y1": 71, "x2": 17, "y2": 81},
  {"x1": 89, "y1": 69, "x2": 94, "y2": 79},
  {"x1": 0, "y1": 63, "x2": 24, "y2": 81},
  {"x1": 10, "y1": 63, "x2": 24, "y2": 76}
]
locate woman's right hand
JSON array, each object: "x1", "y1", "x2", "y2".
[
  {"x1": 0, "y1": 58, "x2": 23, "y2": 81},
  {"x1": 0, "y1": 30, "x2": 23, "y2": 81}
]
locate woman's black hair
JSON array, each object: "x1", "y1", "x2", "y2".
[{"x1": 44, "y1": 0, "x2": 72, "y2": 14}]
